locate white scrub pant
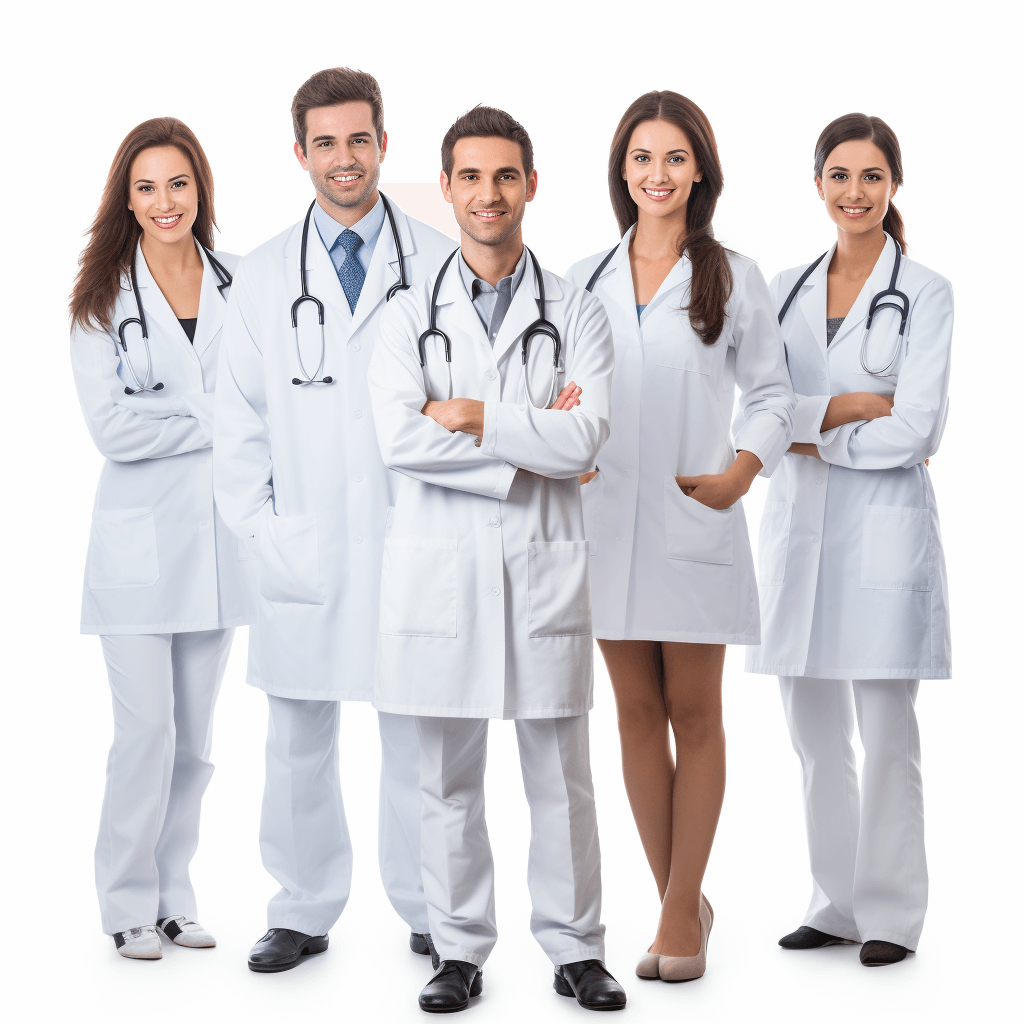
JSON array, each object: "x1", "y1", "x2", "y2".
[
  {"x1": 260, "y1": 697, "x2": 428, "y2": 935},
  {"x1": 416, "y1": 715, "x2": 605, "y2": 969},
  {"x1": 779, "y1": 677, "x2": 927, "y2": 950},
  {"x1": 95, "y1": 629, "x2": 233, "y2": 935}
]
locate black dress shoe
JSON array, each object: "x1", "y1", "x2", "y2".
[
  {"x1": 779, "y1": 926, "x2": 857, "y2": 950},
  {"x1": 247, "y1": 928, "x2": 329, "y2": 973},
  {"x1": 418, "y1": 960, "x2": 482, "y2": 1013},
  {"x1": 554, "y1": 960, "x2": 627, "y2": 1011},
  {"x1": 860, "y1": 940, "x2": 909, "y2": 966},
  {"x1": 410, "y1": 931, "x2": 440, "y2": 969}
]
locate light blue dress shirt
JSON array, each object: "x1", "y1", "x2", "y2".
[
  {"x1": 459, "y1": 248, "x2": 528, "y2": 347},
  {"x1": 313, "y1": 195, "x2": 386, "y2": 278}
]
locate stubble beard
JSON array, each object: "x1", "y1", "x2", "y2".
[{"x1": 315, "y1": 163, "x2": 381, "y2": 211}]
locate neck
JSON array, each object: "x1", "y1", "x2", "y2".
[
  {"x1": 140, "y1": 231, "x2": 202, "y2": 276},
  {"x1": 632, "y1": 207, "x2": 687, "y2": 259},
  {"x1": 832, "y1": 224, "x2": 888, "y2": 279},
  {"x1": 460, "y1": 230, "x2": 524, "y2": 287},
  {"x1": 317, "y1": 188, "x2": 379, "y2": 228}
]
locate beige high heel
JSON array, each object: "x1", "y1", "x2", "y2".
[
  {"x1": 658, "y1": 895, "x2": 713, "y2": 982},
  {"x1": 635, "y1": 949, "x2": 662, "y2": 978}
]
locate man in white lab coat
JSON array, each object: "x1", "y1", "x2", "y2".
[
  {"x1": 367, "y1": 106, "x2": 626, "y2": 1013},
  {"x1": 213, "y1": 68, "x2": 455, "y2": 973}
]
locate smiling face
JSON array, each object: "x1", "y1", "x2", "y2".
[
  {"x1": 441, "y1": 136, "x2": 537, "y2": 248},
  {"x1": 127, "y1": 145, "x2": 198, "y2": 246},
  {"x1": 295, "y1": 101, "x2": 386, "y2": 217},
  {"x1": 622, "y1": 119, "x2": 701, "y2": 226},
  {"x1": 816, "y1": 138, "x2": 897, "y2": 238}
]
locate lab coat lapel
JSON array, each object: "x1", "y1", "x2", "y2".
[
  {"x1": 491, "y1": 257, "x2": 564, "y2": 369},
  {"x1": 301, "y1": 214, "x2": 353, "y2": 322},
  {"x1": 600, "y1": 233, "x2": 640, "y2": 331},
  {"x1": 133, "y1": 240, "x2": 191, "y2": 354},
  {"x1": 434, "y1": 254, "x2": 490, "y2": 361},
  {"x1": 191, "y1": 245, "x2": 226, "y2": 358},
  {"x1": 798, "y1": 243, "x2": 833, "y2": 358},
  {"x1": 828, "y1": 233, "x2": 898, "y2": 352},
  {"x1": 644, "y1": 256, "x2": 689, "y2": 320},
  {"x1": 350, "y1": 200, "x2": 417, "y2": 336}
]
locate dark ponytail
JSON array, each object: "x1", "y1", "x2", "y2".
[
  {"x1": 608, "y1": 91, "x2": 732, "y2": 345},
  {"x1": 813, "y1": 112, "x2": 906, "y2": 254}
]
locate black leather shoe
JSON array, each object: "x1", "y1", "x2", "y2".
[
  {"x1": 411, "y1": 931, "x2": 440, "y2": 969},
  {"x1": 554, "y1": 960, "x2": 627, "y2": 1011},
  {"x1": 247, "y1": 928, "x2": 329, "y2": 972},
  {"x1": 860, "y1": 940, "x2": 909, "y2": 966},
  {"x1": 418, "y1": 960, "x2": 482, "y2": 1013},
  {"x1": 779, "y1": 926, "x2": 857, "y2": 950}
]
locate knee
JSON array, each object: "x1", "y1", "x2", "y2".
[
  {"x1": 667, "y1": 702, "x2": 723, "y2": 748},
  {"x1": 616, "y1": 695, "x2": 668, "y2": 741}
]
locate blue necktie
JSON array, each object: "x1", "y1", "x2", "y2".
[{"x1": 331, "y1": 229, "x2": 365, "y2": 314}]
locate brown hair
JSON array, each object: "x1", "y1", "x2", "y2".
[
  {"x1": 814, "y1": 113, "x2": 906, "y2": 253},
  {"x1": 441, "y1": 105, "x2": 534, "y2": 179},
  {"x1": 609, "y1": 91, "x2": 732, "y2": 345},
  {"x1": 292, "y1": 68, "x2": 384, "y2": 153},
  {"x1": 69, "y1": 118, "x2": 216, "y2": 334}
]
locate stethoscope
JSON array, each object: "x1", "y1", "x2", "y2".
[
  {"x1": 117, "y1": 242, "x2": 232, "y2": 395},
  {"x1": 778, "y1": 242, "x2": 909, "y2": 377},
  {"x1": 290, "y1": 191, "x2": 408, "y2": 386},
  {"x1": 418, "y1": 246, "x2": 562, "y2": 408}
]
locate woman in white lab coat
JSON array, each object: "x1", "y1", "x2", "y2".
[
  {"x1": 566, "y1": 91, "x2": 794, "y2": 982},
  {"x1": 69, "y1": 118, "x2": 250, "y2": 960},
  {"x1": 747, "y1": 113, "x2": 952, "y2": 967}
]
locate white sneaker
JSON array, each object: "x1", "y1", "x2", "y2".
[
  {"x1": 158, "y1": 915, "x2": 217, "y2": 948},
  {"x1": 114, "y1": 925, "x2": 162, "y2": 959}
]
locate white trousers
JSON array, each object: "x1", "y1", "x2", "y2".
[
  {"x1": 95, "y1": 629, "x2": 233, "y2": 934},
  {"x1": 416, "y1": 715, "x2": 605, "y2": 968},
  {"x1": 261, "y1": 697, "x2": 428, "y2": 935},
  {"x1": 779, "y1": 676, "x2": 927, "y2": 949}
]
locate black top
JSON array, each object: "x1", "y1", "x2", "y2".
[{"x1": 178, "y1": 318, "x2": 198, "y2": 344}]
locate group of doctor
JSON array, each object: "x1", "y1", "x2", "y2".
[{"x1": 69, "y1": 65, "x2": 952, "y2": 1013}]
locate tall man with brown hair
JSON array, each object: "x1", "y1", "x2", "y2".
[{"x1": 214, "y1": 68, "x2": 455, "y2": 972}]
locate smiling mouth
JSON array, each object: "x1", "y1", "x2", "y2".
[
  {"x1": 643, "y1": 188, "x2": 674, "y2": 197},
  {"x1": 331, "y1": 174, "x2": 361, "y2": 183},
  {"x1": 473, "y1": 210, "x2": 505, "y2": 219},
  {"x1": 153, "y1": 214, "x2": 182, "y2": 227},
  {"x1": 840, "y1": 206, "x2": 870, "y2": 214}
]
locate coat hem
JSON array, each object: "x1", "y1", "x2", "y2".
[
  {"x1": 247, "y1": 675, "x2": 373, "y2": 703},
  {"x1": 744, "y1": 660, "x2": 951, "y2": 680},
  {"x1": 372, "y1": 700, "x2": 593, "y2": 720},
  {"x1": 595, "y1": 628, "x2": 758, "y2": 644},
  {"x1": 81, "y1": 614, "x2": 251, "y2": 636}
]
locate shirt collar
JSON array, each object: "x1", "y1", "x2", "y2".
[
  {"x1": 459, "y1": 246, "x2": 528, "y2": 299},
  {"x1": 312, "y1": 194, "x2": 386, "y2": 252}
]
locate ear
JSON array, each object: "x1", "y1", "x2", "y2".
[
  {"x1": 525, "y1": 168, "x2": 538, "y2": 203},
  {"x1": 889, "y1": 181, "x2": 898, "y2": 200},
  {"x1": 440, "y1": 170, "x2": 453, "y2": 205},
  {"x1": 294, "y1": 140, "x2": 309, "y2": 171},
  {"x1": 694, "y1": 171, "x2": 702, "y2": 182},
  {"x1": 815, "y1": 176, "x2": 825, "y2": 201},
  {"x1": 379, "y1": 130, "x2": 388, "y2": 163}
]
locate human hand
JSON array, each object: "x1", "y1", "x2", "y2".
[
  {"x1": 552, "y1": 381, "x2": 582, "y2": 411},
  {"x1": 579, "y1": 470, "x2": 598, "y2": 486},
  {"x1": 421, "y1": 398, "x2": 485, "y2": 438},
  {"x1": 675, "y1": 450, "x2": 762, "y2": 510},
  {"x1": 857, "y1": 392, "x2": 895, "y2": 420}
]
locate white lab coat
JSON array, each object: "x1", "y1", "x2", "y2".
[
  {"x1": 214, "y1": 202, "x2": 456, "y2": 699},
  {"x1": 566, "y1": 234, "x2": 794, "y2": 643},
  {"x1": 367, "y1": 254, "x2": 614, "y2": 718},
  {"x1": 746, "y1": 234, "x2": 952, "y2": 679},
  {"x1": 71, "y1": 242, "x2": 251, "y2": 634}
]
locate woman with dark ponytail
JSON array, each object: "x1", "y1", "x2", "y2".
[
  {"x1": 747, "y1": 114, "x2": 953, "y2": 967},
  {"x1": 566, "y1": 91, "x2": 794, "y2": 983}
]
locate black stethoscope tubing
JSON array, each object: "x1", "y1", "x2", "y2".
[{"x1": 117, "y1": 240, "x2": 233, "y2": 395}]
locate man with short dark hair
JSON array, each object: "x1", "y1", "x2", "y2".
[
  {"x1": 214, "y1": 68, "x2": 456, "y2": 973},
  {"x1": 368, "y1": 106, "x2": 626, "y2": 1013}
]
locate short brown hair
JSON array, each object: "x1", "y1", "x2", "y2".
[
  {"x1": 291, "y1": 68, "x2": 383, "y2": 153},
  {"x1": 441, "y1": 105, "x2": 534, "y2": 179}
]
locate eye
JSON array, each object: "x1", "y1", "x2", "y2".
[
  {"x1": 138, "y1": 185, "x2": 154, "y2": 192},
  {"x1": 864, "y1": 173, "x2": 881, "y2": 181},
  {"x1": 831, "y1": 172, "x2": 848, "y2": 181},
  {"x1": 500, "y1": 174, "x2": 513, "y2": 181},
  {"x1": 668, "y1": 155, "x2": 683, "y2": 164},
  {"x1": 170, "y1": 180, "x2": 186, "y2": 189},
  {"x1": 635, "y1": 155, "x2": 649, "y2": 163}
]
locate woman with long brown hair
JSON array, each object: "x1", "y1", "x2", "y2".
[
  {"x1": 567, "y1": 91, "x2": 794, "y2": 982},
  {"x1": 748, "y1": 114, "x2": 952, "y2": 967},
  {"x1": 70, "y1": 118, "x2": 250, "y2": 959}
]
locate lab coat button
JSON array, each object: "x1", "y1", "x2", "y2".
[
  {"x1": 815, "y1": 476, "x2": 823, "y2": 484},
  {"x1": 355, "y1": 474, "x2": 364, "y2": 483},
  {"x1": 486, "y1": 371, "x2": 497, "y2": 380},
  {"x1": 355, "y1": 535, "x2": 363, "y2": 544},
  {"x1": 812, "y1": 534, "x2": 819, "y2": 543},
  {"x1": 353, "y1": 410, "x2": 362, "y2": 419},
  {"x1": 199, "y1": 521, "x2": 208, "y2": 528},
  {"x1": 816, "y1": 371, "x2": 826, "y2": 380},
  {"x1": 490, "y1": 587, "x2": 501, "y2": 596},
  {"x1": 489, "y1": 516, "x2": 500, "y2": 527},
  {"x1": 352, "y1": 343, "x2": 361, "y2": 352}
]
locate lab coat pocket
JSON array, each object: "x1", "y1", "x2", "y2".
[
  {"x1": 656, "y1": 341, "x2": 715, "y2": 376},
  {"x1": 379, "y1": 538, "x2": 458, "y2": 637},
  {"x1": 664, "y1": 477, "x2": 734, "y2": 565},
  {"x1": 580, "y1": 471, "x2": 604, "y2": 557},
  {"x1": 237, "y1": 534, "x2": 257, "y2": 561},
  {"x1": 258, "y1": 514, "x2": 324, "y2": 605},
  {"x1": 758, "y1": 502, "x2": 793, "y2": 586},
  {"x1": 86, "y1": 507, "x2": 160, "y2": 589},
  {"x1": 860, "y1": 505, "x2": 933, "y2": 592},
  {"x1": 527, "y1": 541, "x2": 592, "y2": 637}
]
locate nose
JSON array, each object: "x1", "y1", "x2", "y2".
[
  {"x1": 647, "y1": 159, "x2": 670, "y2": 184},
  {"x1": 154, "y1": 188, "x2": 175, "y2": 211}
]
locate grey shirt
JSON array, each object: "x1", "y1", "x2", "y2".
[
  {"x1": 313, "y1": 195, "x2": 386, "y2": 278},
  {"x1": 459, "y1": 248, "x2": 528, "y2": 346}
]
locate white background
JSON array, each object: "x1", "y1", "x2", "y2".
[{"x1": 1, "y1": 1, "x2": 1020, "y2": 1021}]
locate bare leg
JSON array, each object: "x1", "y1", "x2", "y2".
[
  {"x1": 597, "y1": 639, "x2": 674, "y2": 898},
  {"x1": 652, "y1": 642, "x2": 726, "y2": 956}
]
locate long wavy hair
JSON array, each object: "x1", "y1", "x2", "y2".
[
  {"x1": 70, "y1": 118, "x2": 217, "y2": 333},
  {"x1": 608, "y1": 91, "x2": 732, "y2": 345},
  {"x1": 814, "y1": 113, "x2": 907, "y2": 253}
]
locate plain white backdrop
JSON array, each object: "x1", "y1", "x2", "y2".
[{"x1": 1, "y1": 1, "x2": 1020, "y2": 1020}]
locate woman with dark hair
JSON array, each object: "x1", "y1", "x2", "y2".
[
  {"x1": 747, "y1": 113, "x2": 952, "y2": 967},
  {"x1": 70, "y1": 118, "x2": 250, "y2": 959},
  {"x1": 567, "y1": 91, "x2": 794, "y2": 982}
]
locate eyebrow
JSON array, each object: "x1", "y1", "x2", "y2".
[
  {"x1": 827, "y1": 165, "x2": 886, "y2": 173},
  {"x1": 629, "y1": 147, "x2": 689, "y2": 156},
  {"x1": 457, "y1": 166, "x2": 522, "y2": 176},
  {"x1": 133, "y1": 173, "x2": 190, "y2": 185},
  {"x1": 310, "y1": 131, "x2": 372, "y2": 144}
]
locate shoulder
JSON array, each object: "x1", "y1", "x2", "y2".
[
  {"x1": 403, "y1": 215, "x2": 459, "y2": 263},
  {"x1": 241, "y1": 222, "x2": 302, "y2": 268},
  {"x1": 379, "y1": 275, "x2": 432, "y2": 334},
  {"x1": 565, "y1": 246, "x2": 618, "y2": 289},
  {"x1": 770, "y1": 255, "x2": 827, "y2": 298},
  {"x1": 547, "y1": 268, "x2": 608, "y2": 324},
  {"x1": 900, "y1": 253, "x2": 953, "y2": 301},
  {"x1": 211, "y1": 249, "x2": 241, "y2": 274}
]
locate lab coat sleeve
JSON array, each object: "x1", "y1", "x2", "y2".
[
  {"x1": 818, "y1": 277, "x2": 953, "y2": 470},
  {"x1": 730, "y1": 262, "x2": 795, "y2": 475},
  {"x1": 213, "y1": 262, "x2": 274, "y2": 537},
  {"x1": 478, "y1": 291, "x2": 613, "y2": 479},
  {"x1": 70, "y1": 325, "x2": 210, "y2": 462},
  {"x1": 367, "y1": 295, "x2": 518, "y2": 499}
]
